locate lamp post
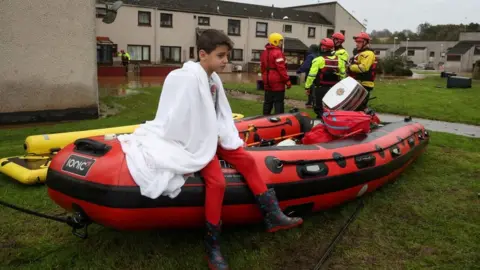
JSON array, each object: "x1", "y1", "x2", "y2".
[
  {"x1": 406, "y1": 37, "x2": 410, "y2": 59},
  {"x1": 393, "y1": 36, "x2": 398, "y2": 57}
]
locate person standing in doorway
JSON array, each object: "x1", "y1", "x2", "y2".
[
  {"x1": 118, "y1": 49, "x2": 131, "y2": 75},
  {"x1": 260, "y1": 32, "x2": 292, "y2": 115}
]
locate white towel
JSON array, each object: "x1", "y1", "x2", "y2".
[{"x1": 117, "y1": 61, "x2": 245, "y2": 199}]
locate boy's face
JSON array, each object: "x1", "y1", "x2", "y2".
[{"x1": 199, "y1": 45, "x2": 230, "y2": 73}]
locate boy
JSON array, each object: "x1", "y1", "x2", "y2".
[
  {"x1": 118, "y1": 29, "x2": 303, "y2": 270},
  {"x1": 260, "y1": 32, "x2": 292, "y2": 115}
]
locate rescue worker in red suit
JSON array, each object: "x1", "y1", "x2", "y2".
[{"x1": 260, "y1": 32, "x2": 292, "y2": 115}]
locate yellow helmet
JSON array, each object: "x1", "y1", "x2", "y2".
[{"x1": 268, "y1": 32, "x2": 284, "y2": 47}]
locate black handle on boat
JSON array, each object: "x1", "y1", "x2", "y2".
[{"x1": 74, "y1": 138, "x2": 111, "y2": 156}]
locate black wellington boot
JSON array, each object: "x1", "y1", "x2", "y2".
[
  {"x1": 204, "y1": 221, "x2": 229, "y2": 270},
  {"x1": 255, "y1": 188, "x2": 303, "y2": 232}
]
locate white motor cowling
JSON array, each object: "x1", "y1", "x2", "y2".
[{"x1": 322, "y1": 77, "x2": 368, "y2": 111}]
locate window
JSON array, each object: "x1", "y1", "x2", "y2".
[
  {"x1": 474, "y1": 46, "x2": 480, "y2": 55},
  {"x1": 407, "y1": 50, "x2": 415, "y2": 56},
  {"x1": 256, "y1": 22, "x2": 268, "y2": 37},
  {"x1": 340, "y1": 30, "x2": 345, "y2": 36},
  {"x1": 446, "y1": 55, "x2": 461, "y2": 62},
  {"x1": 284, "y1": 52, "x2": 303, "y2": 65},
  {"x1": 252, "y1": 50, "x2": 262, "y2": 61},
  {"x1": 283, "y1": 24, "x2": 292, "y2": 33},
  {"x1": 189, "y1": 47, "x2": 195, "y2": 59},
  {"x1": 230, "y1": 49, "x2": 243, "y2": 61},
  {"x1": 96, "y1": 8, "x2": 106, "y2": 18},
  {"x1": 308, "y1": 27, "x2": 316, "y2": 38},
  {"x1": 198, "y1": 16, "x2": 210, "y2": 26},
  {"x1": 430, "y1": 51, "x2": 435, "y2": 57},
  {"x1": 127, "y1": 45, "x2": 150, "y2": 61},
  {"x1": 327, "y1": 29, "x2": 334, "y2": 37},
  {"x1": 161, "y1": 46, "x2": 181, "y2": 63},
  {"x1": 228, "y1": 19, "x2": 241, "y2": 36},
  {"x1": 138, "y1": 11, "x2": 151, "y2": 26},
  {"x1": 160, "y1": 13, "x2": 173, "y2": 27}
]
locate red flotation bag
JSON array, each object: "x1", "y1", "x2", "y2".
[
  {"x1": 322, "y1": 110, "x2": 372, "y2": 137},
  {"x1": 301, "y1": 123, "x2": 335, "y2": 144}
]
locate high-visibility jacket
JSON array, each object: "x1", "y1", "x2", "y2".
[
  {"x1": 349, "y1": 49, "x2": 377, "y2": 88},
  {"x1": 118, "y1": 52, "x2": 131, "y2": 62},
  {"x1": 305, "y1": 54, "x2": 346, "y2": 89},
  {"x1": 334, "y1": 47, "x2": 349, "y2": 65}
]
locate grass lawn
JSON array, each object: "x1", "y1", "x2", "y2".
[
  {"x1": 224, "y1": 76, "x2": 480, "y2": 125},
  {"x1": 1, "y1": 86, "x2": 479, "y2": 269}
]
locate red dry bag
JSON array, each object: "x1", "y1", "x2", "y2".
[
  {"x1": 321, "y1": 110, "x2": 372, "y2": 138},
  {"x1": 302, "y1": 123, "x2": 335, "y2": 144}
]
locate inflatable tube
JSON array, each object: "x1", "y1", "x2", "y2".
[
  {"x1": 25, "y1": 113, "x2": 246, "y2": 155},
  {"x1": 0, "y1": 155, "x2": 51, "y2": 185},
  {"x1": 4, "y1": 113, "x2": 305, "y2": 184},
  {"x1": 45, "y1": 115, "x2": 429, "y2": 231}
]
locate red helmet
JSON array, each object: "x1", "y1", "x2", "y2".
[
  {"x1": 332, "y1": 32, "x2": 345, "y2": 42},
  {"x1": 320, "y1": 38, "x2": 334, "y2": 50},
  {"x1": 353, "y1": 32, "x2": 371, "y2": 42}
]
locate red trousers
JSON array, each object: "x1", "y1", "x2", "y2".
[{"x1": 200, "y1": 146, "x2": 267, "y2": 225}]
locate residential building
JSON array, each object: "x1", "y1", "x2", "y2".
[
  {"x1": 1, "y1": 0, "x2": 98, "y2": 125},
  {"x1": 371, "y1": 41, "x2": 458, "y2": 69},
  {"x1": 95, "y1": 0, "x2": 365, "y2": 73},
  {"x1": 445, "y1": 32, "x2": 480, "y2": 72},
  {"x1": 289, "y1": 1, "x2": 367, "y2": 57}
]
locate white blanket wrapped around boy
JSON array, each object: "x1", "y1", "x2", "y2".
[{"x1": 117, "y1": 61, "x2": 244, "y2": 199}]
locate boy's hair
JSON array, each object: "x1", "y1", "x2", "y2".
[{"x1": 197, "y1": 29, "x2": 234, "y2": 55}]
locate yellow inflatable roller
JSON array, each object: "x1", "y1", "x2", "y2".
[
  {"x1": 0, "y1": 155, "x2": 51, "y2": 185},
  {"x1": 25, "y1": 113, "x2": 245, "y2": 155}
]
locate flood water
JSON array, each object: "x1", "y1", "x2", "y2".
[
  {"x1": 97, "y1": 73, "x2": 262, "y2": 97},
  {"x1": 97, "y1": 72, "x2": 425, "y2": 97}
]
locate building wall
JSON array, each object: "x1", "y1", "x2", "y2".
[
  {"x1": 0, "y1": 0, "x2": 98, "y2": 124},
  {"x1": 96, "y1": 5, "x2": 330, "y2": 68},
  {"x1": 372, "y1": 41, "x2": 458, "y2": 67},
  {"x1": 333, "y1": 3, "x2": 366, "y2": 56},
  {"x1": 292, "y1": 3, "x2": 336, "y2": 26},
  {"x1": 405, "y1": 48, "x2": 428, "y2": 64},
  {"x1": 403, "y1": 41, "x2": 457, "y2": 67},
  {"x1": 459, "y1": 32, "x2": 480, "y2": 41},
  {"x1": 445, "y1": 60, "x2": 461, "y2": 73}
]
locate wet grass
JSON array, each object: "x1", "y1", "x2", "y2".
[
  {"x1": 1, "y1": 86, "x2": 479, "y2": 270},
  {"x1": 224, "y1": 76, "x2": 480, "y2": 125}
]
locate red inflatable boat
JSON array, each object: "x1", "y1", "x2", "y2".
[{"x1": 45, "y1": 112, "x2": 429, "y2": 231}]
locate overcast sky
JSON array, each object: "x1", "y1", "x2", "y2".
[{"x1": 231, "y1": 0, "x2": 479, "y2": 32}]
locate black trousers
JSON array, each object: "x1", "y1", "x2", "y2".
[
  {"x1": 313, "y1": 85, "x2": 332, "y2": 118},
  {"x1": 263, "y1": 90, "x2": 285, "y2": 115}
]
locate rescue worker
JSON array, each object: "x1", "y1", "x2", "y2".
[
  {"x1": 305, "y1": 38, "x2": 346, "y2": 118},
  {"x1": 118, "y1": 49, "x2": 131, "y2": 75},
  {"x1": 348, "y1": 32, "x2": 377, "y2": 110},
  {"x1": 260, "y1": 32, "x2": 292, "y2": 115},
  {"x1": 296, "y1": 44, "x2": 320, "y2": 108},
  {"x1": 332, "y1": 32, "x2": 349, "y2": 65}
]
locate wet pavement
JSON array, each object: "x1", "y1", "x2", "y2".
[{"x1": 226, "y1": 90, "x2": 480, "y2": 138}]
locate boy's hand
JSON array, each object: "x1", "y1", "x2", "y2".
[
  {"x1": 305, "y1": 88, "x2": 310, "y2": 95},
  {"x1": 286, "y1": 81, "x2": 292, "y2": 89}
]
